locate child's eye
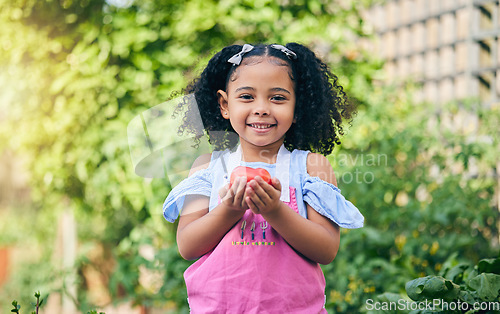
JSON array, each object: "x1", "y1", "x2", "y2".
[
  {"x1": 271, "y1": 95, "x2": 287, "y2": 102},
  {"x1": 239, "y1": 94, "x2": 253, "y2": 100}
]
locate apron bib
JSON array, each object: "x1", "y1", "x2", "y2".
[{"x1": 184, "y1": 145, "x2": 327, "y2": 313}]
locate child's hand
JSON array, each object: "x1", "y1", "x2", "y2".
[
  {"x1": 218, "y1": 176, "x2": 249, "y2": 211},
  {"x1": 245, "y1": 176, "x2": 282, "y2": 215}
]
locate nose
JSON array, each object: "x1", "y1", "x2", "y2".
[{"x1": 252, "y1": 100, "x2": 270, "y2": 116}]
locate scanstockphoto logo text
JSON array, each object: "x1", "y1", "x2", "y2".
[{"x1": 366, "y1": 298, "x2": 500, "y2": 312}]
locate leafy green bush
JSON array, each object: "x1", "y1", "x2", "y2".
[
  {"x1": 11, "y1": 292, "x2": 44, "y2": 314},
  {"x1": 322, "y1": 89, "x2": 499, "y2": 312},
  {"x1": 11, "y1": 291, "x2": 105, "y2": 314},
  {"x1": 11, "y1": 292, "x2": 43, "y2": 314},
  {"x1": 405, "y1": 256, "x2": 500, "y2": 313}
]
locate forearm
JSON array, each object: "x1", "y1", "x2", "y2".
[
  {"x1": 263, "y1": 203, "x2": 340, "y2": 264},
  {"x1": 177, "y1": 205, "x2": 245, "y2": 260}
]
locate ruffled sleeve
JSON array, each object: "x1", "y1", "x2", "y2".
[
  {"x1": 302, "y1": 176, "x2": 364, "y2": 229},
  {"x1": 162, "y1": 169, "x2": 212, "y2": 223}
]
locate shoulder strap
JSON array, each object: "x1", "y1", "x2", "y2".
[
  {"x1": 275, "y1": 145, "x2": 290, "y2": 202},
  {"x1": 208, "y1": 149, "x2": 233, "y2": 210},
  {"x1": 291, "y1": 149, "x2": 310, "y2": 175}
]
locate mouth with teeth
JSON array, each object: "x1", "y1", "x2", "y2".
[{"x1": 247, "y1": 123, "x2": 276, "y2": 130}]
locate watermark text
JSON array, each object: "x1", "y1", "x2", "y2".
[{"x1": 366, "y1": 298, "x2": 500, "y2": 312}]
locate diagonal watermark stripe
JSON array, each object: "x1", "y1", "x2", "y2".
[{"x1": 127, "y1": 94, "x2": 215, "y2": 186}]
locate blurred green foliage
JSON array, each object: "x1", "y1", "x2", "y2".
[
  {"x1": 0, "y1": 0, "x2": 498, "y2": 312},
  {"x1": 326, "y1": 89, "x2": 499, "y2": 312}
]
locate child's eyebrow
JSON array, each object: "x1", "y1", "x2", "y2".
[
  {"x1": 234, "y1": 86, "x2": 255, "y2": 93},
  {"x1": 270, "y1": 87, "x2": 292, "y2": 95},
  {"x1": 234, "y1": 86, "x2": 292, "y2": 95}
]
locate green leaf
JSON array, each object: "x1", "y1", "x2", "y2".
[
  {"x1": 10, "y1": 300, "x2": 20, "y2": 312},
  {"x1": 477, "y1": 258, "x2": 500, "y2": 275},
  {"x1": 406, "y1": 276, "x2": 460, "y2": 302},
  {"x1": 467, "y1": 273, "x2": 500, "y2": 301},
  {"x1": 444, "y1": 263, "x2": 470, "y2": 284}
]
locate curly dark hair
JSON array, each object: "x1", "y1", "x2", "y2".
[{"x1": 176, "y1": 42, "x2": 356, "y2": 156}]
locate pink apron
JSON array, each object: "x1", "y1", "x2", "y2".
[{"x1": 184, "y1": 187, "x2": 327, "y2": 313}]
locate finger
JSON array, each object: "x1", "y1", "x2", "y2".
[
  {"x1": 256, "y1": 176, "x2": 280, "y2": 194},
  {"x1": 245, "y1": 196, "x2": 259, "y2": 214},
  {"x1": 232, "y1": 176, "x2": 247, "y2": 206},
  {"x1": 271, "y1": 177, "x2": 282, "y2": 191},
  {"x1": 230, "y1": 176, "x2": 239, "y2": 191},
  {"x1": 224, "y1": 177, "x2": 242, "y2": 203},
  {"x1": 247, "y1": 184, "x2": 266, "y2": 209},
  {"x1": 219, "y1": 183, "x2": 229, "y2": 199},
  {"x1": 221, "y1": 188, "x2": 235, "y2": 204},
  {"x1": 241, "y1": 200, "x2": 249, "y2": 210},
  {"x1": 258, "y1": 176, "x2": 281, "y2": 201},
  {"x1": 241, "y1": 188, "x2": 250, "y2": 209},
  {"x1": 225, "y1": 183, "x2": 235, "y2": 199},
  {"x1": 248, "y1": 178, "x2": 271, "y2": 204}
]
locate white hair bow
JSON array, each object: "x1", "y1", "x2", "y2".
[{"x1": 227, "y1": 44, "x2": 254, "y2": 65}]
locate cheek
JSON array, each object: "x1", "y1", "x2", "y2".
[
  {"x1": 279, "y1": 107, "x2": 296, "y2": 123},
  {"x1": 228, "y1": 113, "x2": 245, "y2": 130},
  {"x1": 231, "y1": 106, "x2": 251, "y2": 120}
]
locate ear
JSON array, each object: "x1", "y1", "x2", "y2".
[{"x1": 217, "y1": 90, "x2": 230, "y2": 119}]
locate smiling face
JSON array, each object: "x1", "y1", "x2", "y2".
[{"x1": 217, "y1": 57, "x2": 296, "y2": 156}]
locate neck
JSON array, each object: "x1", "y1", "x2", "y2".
[{"x1": 239, "y1": 141, "x2": 283, "y2": 164}]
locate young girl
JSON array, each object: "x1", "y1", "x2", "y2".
[{"x1": 163, "y1": 43, "x2": 364, "y2": 313}]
